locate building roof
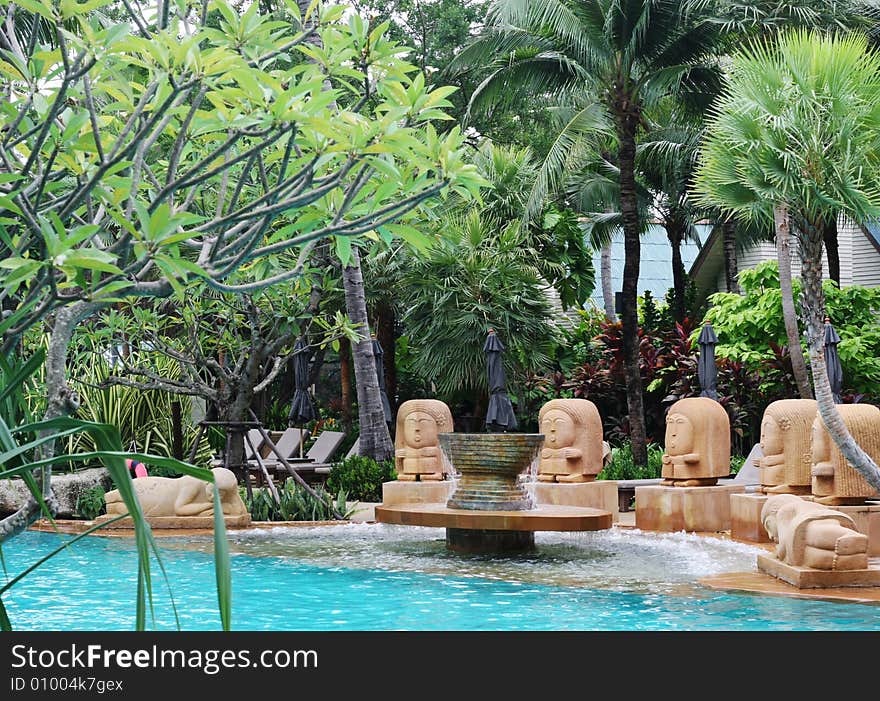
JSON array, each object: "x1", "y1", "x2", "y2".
[{"x1": 588, "y1": 223, "x2": 708, "y2": 310}]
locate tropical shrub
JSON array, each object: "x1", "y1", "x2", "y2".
[
  {"x1": 325, "y1": 456, "x2": 396, "y2": 503},
  {"x1": 243, "y1": 482, "x2": 353, "y2": 522},
  {"x1": 597, "y1": 441, "x2": 664, "y2": 481},
  {"x1": 74, "y1": 486, "x2": 107, "y2": 521},
  {"x1": 704, "y1": 261, "x2": 880, "y2": 399}
]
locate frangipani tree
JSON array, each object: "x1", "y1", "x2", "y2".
[
  {"x1": 0, "y1": 1, "x2": 483, "y2": 542},
  {"x1": 693, "y1": 29, "x2": 880, "y2": 488}
]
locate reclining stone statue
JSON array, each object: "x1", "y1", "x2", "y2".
[
  {"x1": 537, "y1": 398, "x2": 604, "y2": 483},
  {"x1": 104, "y1": 467, "x2": 247, "y2": 519},
  {"x1": 761, "y1": 494, "x2": 869, "y2": 571}
]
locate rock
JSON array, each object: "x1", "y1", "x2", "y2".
[{"x1": 0, "y1": 468, "x2": 113, "y2": 519}]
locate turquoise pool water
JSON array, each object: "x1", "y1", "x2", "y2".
[{"x1": 3, "y1": 525, "x2": 878, "y2": 631}]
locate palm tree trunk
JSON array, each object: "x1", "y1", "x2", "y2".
[
  {"x1": 616, "y1": 114, "x2": 648, "y2": 467},
  {"x1": 665, "y1": 216, "x2": 687, "y2": 323},
  {"x1": 722, "y1": 218, "x2": 740, "y2": 294},
  {"x1": 601, "y1": 242, "x2": 616, "y2": 321},
  {"x1": 822, "y1": 214, "x2": 840, "y2": 286},
  {"x1": 339, "y1": 336, "x2": 353, "y2": 432},
  {"x1": 341, "y1": 248, "x2": 394, "y2": 461},
  {"x1": 799, "y1": 227, "x2": 880, "y2": 490},
  {"x1": 774, "y1": 204, "x2": 813, "y2": 400}
]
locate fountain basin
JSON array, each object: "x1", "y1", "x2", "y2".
[{"x1": 439, "y1": 432, "x2": 543, "y2": 511}]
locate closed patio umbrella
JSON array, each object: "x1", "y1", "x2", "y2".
[
  {"x1": 288, "y1": 337, "x2": 317, "y2": 457},
  {"x1": 371, "y1": 335, "x2": 392, "y2": 424},
  {"x1": 824, "y1": 317, "x2": 844, "y2": 404},
  {"x1": 484, "y1": 328, "x2": 517, "y2": 432},
  {"x1": 697, "y1": 321, "x2": 719, "y2": 400}
]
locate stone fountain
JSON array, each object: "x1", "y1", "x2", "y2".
[{"x1": 375, "y1": 432, "x2": 613, "y2": 554}]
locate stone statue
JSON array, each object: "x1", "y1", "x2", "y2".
[
  {"x1": 394, "y1": 399, "x2": 454, "y2": 481},
  {"x1": 811, "y1": 404, "x2": 880, "y2": 505},
  {"x1": 104, "y1": 467, "x2": 247, "y2": 518},
  {"x1": 761, "y1": 494, "x2": 869, "y2": 570},
  {"x1": 661, "y1": 397, "x2": 730, "y2": 486},
  {"x1": 758, "y1": 399, "x2": 817, "y2": 495},
  {"x1": 537, "y1": 398, "x2": 604, "y2": 483}
]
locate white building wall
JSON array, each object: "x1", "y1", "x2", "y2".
[
  {"x1": 838, "y1": 217, "x2": 856, "y2": 286},
  {"x1": 852, "y1": 227, "x2": 880, "y2": 288}
]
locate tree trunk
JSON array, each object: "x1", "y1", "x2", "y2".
[
  {"x1": 665, "y1": 216, "x2": 687, "y2": 323},
  {"x1": 601, "y1": 242, "x2": 616, "y2": 322},
  {"x1": 341, "y1": 248, "x2": 394, "y2": 461},
  {"x1": 339, "y1": 336, "x2": 353, "y2": 431},
  {"x1": 799, "y1": 226, "x2": 880, "y2": 490},
  {"x1": 171, "y1": 400, "x2": 184, "y2": 460},
  {"x1": 615, "y1": 112, "x2": 648, "y2": 467},
  {"x1": 822, "y1": 214, "x2": 840, "y2": 286},
  {"x1": 774, "y1": 204, "x2": 813, "y2": 400},
  {"x1": 722, "y1": 218, "x2": 740, "y2": 294},
  {"x1": 376, "y1": 300, "x2": 397, "y2": 412}
]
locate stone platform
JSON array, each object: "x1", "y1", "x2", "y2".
[
  {"x1": 94, "y1": 513, "x2": 252, "y2": 529},
  {"x1": 526, "y1": 480, "x2": 619, "y2": 523},
  {"x1": 730, "y1": 494, "x2": 880, "y2": 554},
  {"x1": 635, "y1": 484, "x2": 745, "y2": 533},
  {"x1": 757, "y1": 554, "x2": 880, "y2": 589},
  {"x1": 730, "y1": 493, "x2": 772, "y2": 543}
]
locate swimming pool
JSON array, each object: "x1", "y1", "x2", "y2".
[{"x1": 3, "y1": 525, "x2": 878, "y2": 631}]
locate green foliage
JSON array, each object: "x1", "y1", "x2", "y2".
[
  {"x1": 325, "y1": 455, "x2": 396, "y2": 503},
  {"x1": 730, "y1": 455, "x2": 747, "y2": 475},
  {"x1": 74, "y1": 485, "x2": 106, "y2": 521},
  {"x1": 243, "y1": 482, "x2": 353, "y2": 522},
  {"x1": 597, "y1": 441, "x2": 665, "y2": 480},
  {"x1": 703, "y1": 261, "x2": 880, "y2": 397}
]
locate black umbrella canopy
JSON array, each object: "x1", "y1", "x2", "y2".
[
  {"x1": 288, "y1": 337, "x2": 317, "y2": 427},
  {"x1": 371, "y1": 336, "x2": 392, "y2": 424},
  {"x1": 697, "y1": 321, "x2": 719, "y2": 400},
  {"x1": 824, "y1": 317, "x2": 844, "y2": 404},
  {"x1": 484, "y1": 329, "x2": 517, "y2": 432}
]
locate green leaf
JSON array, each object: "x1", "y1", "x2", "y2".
[{"x1": 334, "y1": 235, "x2": 352, "y2": 266}]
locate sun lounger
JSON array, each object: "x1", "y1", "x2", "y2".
[{"x1": 314, "y1": 437, "x2": 359, "y2": 476}]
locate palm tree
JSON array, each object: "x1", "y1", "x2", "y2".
[
  {"x1": 693, "y1": 29, "x2": 880, "y2": 488},
  {"x1": 403, "y1": 211, "x2": 559, "y2": 418},
  {"x1": 449, "y1": 0, "x2": 725, "y2": 465}
]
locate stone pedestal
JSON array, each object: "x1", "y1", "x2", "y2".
[
  {"x1": 730, "y1": 493, "x2": 771, "y2": 543},
  {"x1": 635, "y1": 484, "x2": 745, "y2": 533},
  {"x1": 833, "y1": 502, "x2": 880, "y2": 556},
  {"x1": 527, "y1": 480, "x2": 619, "y2": 523},
  {"x1": 381, "y1": 479, "x2": 455, "y2": 506},
  {"x1": 730, "y1": 494, "x2": 880, "y2": 553},
  {"x1": 757, "y1": 554, "x2": 880, "y2": 589}
]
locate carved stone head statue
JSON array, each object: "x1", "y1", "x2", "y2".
[
  {"x1": 758, "y1": 399, "x2": 817, "y2": 494},
  {"x1": 811, "y1": 404, "x2": 880, "y2": 505},
  {"x1": 661, "y1": 397, "x2": 730, "y2": 485},
  {"x1": 394, "y1": 399, "x2": 454, "y2": 481},
  {"x1": 537, "y1": 398, "x2": 604, "y2": 482}
]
